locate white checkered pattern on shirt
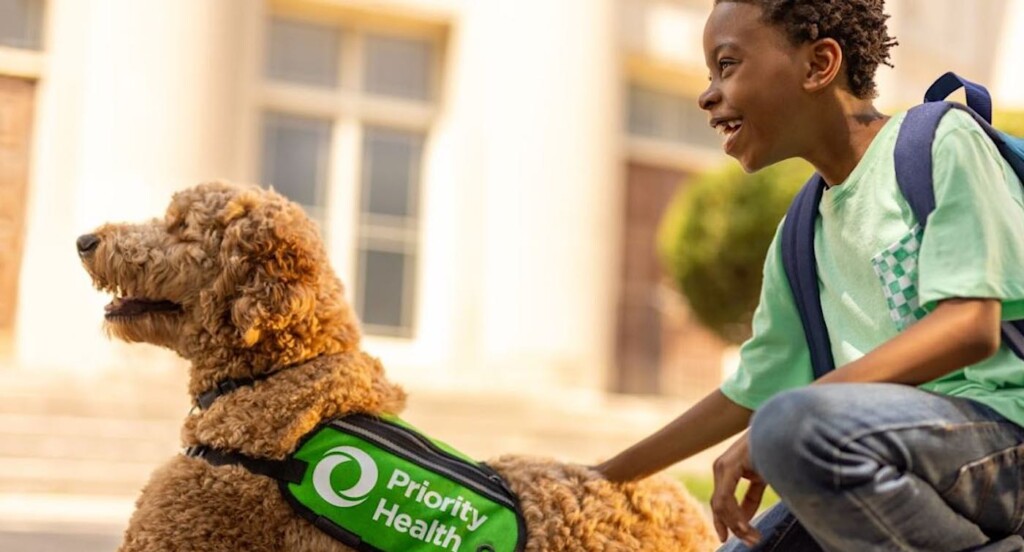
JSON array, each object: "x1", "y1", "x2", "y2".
[{"x1": 871, "y1": 225, "x2": 930, "y2": 331}]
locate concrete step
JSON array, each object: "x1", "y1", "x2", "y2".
[
  {"x1": 0, "y1": 370, "x2": 727, "y2": 500},
  {"x1": 0, "y1": 392, "x2": 188, "y2": 420},
  {"x1": 0, "y1": 413, "x2": 180, "y2": 440},
  {"x1": 401, "y1": 389, "x2": 730, "y2": 470},
  {"x1": 0, "y1": 457, "x2": 157, "y2": 495},
  {"x1": 0, "y1": 493, "x2": 133, "y2": 552},
  {"x1": 0, "y1": 414, "x2": 179, "y2": 463},
  {"x1": 0, "y1": 379, "x2": 189, "y2": 420}
]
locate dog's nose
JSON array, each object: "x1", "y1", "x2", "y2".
[{"x1": 77, "y1": 234, "x2": 100, "y2": 255}]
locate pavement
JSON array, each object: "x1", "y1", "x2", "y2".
[
  {"x1": 0, "y1": 494, "x2": 129, "y2": 551},
  {"x1": 0, "y1": 531, "x2": 121, "y2": 552}
]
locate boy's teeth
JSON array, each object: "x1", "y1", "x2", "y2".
[{"x1": 715, "y1": 121, "x2": 742, "y2": 137}]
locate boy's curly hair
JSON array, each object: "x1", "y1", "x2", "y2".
[{"x1": 717, "y1": 0, "x2": 898, "y2": 99}]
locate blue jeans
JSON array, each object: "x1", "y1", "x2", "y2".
[{"x1": 717, "y1": 384, "x2": 1024, "y2": 552}]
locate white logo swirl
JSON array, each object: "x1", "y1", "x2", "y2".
[{"x1": 312, "y1": 446, "x2": 379, "y2": 508}]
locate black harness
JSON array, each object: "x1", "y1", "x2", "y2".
[
  {"x1": 195, "y1": 372, "x2": 275, "y2": 410},
  {"x1": 183, "y1": 366, "x2": 526, "y2": 552},
  {"x1": 187, "y1": 368, "x2": 307, "y2": 483}
]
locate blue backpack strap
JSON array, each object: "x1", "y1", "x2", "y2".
[
  {"x1": 894, "y1": 84, "x2": 1024, "y2": 359},
  {"x1": 893, "y1": 102, "x2": 954, "y2": 226},
  {"x1": 781, "y1": 174, "x2": 835, "y2": 378},
  {"x1": 925, "y1": 72, "x2": 993, "y2": 124},
  {"x1": 922, "y1": 75, "x2": 1024, "y2": 181}
]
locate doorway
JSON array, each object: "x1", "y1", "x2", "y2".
[{"x1": 0, "y1": 76, "x2": 36, "y2": 356}]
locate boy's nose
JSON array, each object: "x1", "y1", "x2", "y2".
[
  {"x1": 77, "y1": 233, "x2": 100, "y2": 256},
  {"x1": 698, "y1": 85, "x2": 720, "y2": 112}
]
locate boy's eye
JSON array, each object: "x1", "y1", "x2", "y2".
[{"x1": 707, "y1": 59, "x2": 738, "y2": 80}]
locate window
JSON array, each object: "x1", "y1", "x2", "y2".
[
  {"x1": 265, "y1": 19, "x2": 340, "y2": 88},
  {"x1": 261, "y1": 112, "x2": 332, "y2": 224},
  {"x1": 259, "y1": 15, "x2": 439, "y2": 338},
  {"x1": 356, "y1": 127, "x2": 423, "y2": 335},
  {"x1": 0, "y1": 0, "x2": 44, "y2": 50},
  {"x1": 364, "y1": 34, "x2": 433, "y2": 101},
  {"x1": 627, "y1": 84, "x2": 718, "y2": 150}
]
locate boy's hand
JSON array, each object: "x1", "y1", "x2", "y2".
[{"x1": 711, "y1": 432, "x2": 765, "y2": 547}]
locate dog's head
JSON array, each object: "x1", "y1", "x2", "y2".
[{"x1": 78, "y1": 181, "x2": 360, "y2": 375}]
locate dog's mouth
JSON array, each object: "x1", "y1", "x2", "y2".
[{"x1": 104, "y1": 297, "x2": 183, "y2": 320}]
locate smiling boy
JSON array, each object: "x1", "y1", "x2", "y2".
[{"x1": 597, "y1": 1, "x2": 1024, "y2": 551}]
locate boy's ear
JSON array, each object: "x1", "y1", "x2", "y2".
[{"x1": 803, "y1": 38, "x2": 844, "y2": 94}]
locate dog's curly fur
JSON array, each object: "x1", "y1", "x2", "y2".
[{"x1": 78, "y1": 181, "x2": 716, "y2": 551}]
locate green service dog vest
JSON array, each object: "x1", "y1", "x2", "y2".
[{"x1": 187, "y1": 414, "x2": 526, "y2": 552}]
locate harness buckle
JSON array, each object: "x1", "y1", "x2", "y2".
[{"x1": 185, "y1": 445, "x2": 208, "y2": 459}]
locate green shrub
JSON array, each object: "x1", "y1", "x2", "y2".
[
  {"x1": 657, "y1": 160, "x2": 811, "y2": 345},
  {"x1": 995, "y1": 110, "x2": 1024, "y2": 137},
  {"x1": 678, "y1": 473, "x2": 780, "y2": 512}
]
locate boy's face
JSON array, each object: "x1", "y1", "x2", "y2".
[{"x1": 700, "y1": 2, "x2": 810, "y2": 172}]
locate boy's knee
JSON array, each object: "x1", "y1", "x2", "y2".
[
  {"x1": 750, "y1": 390, "x2": 802, "y2": 469},
  {"x1": 750, "y1": 388, "x2": 835, "y2": 484}
]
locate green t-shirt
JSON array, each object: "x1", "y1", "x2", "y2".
[{"x1": 721, "y1": 109, "x2": 1024, "y2": 426}]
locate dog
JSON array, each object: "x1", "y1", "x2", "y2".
[{"x1": 77, "y1": 181, "x2": 716, "y2": 551}]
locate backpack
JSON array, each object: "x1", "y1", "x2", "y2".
[{"x1": 781, "y1": 72, "x2": 1024, "y2": 378}]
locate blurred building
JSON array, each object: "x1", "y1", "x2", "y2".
[{"x1": 2, "y1": 0, "x2": 1024, "y2": 395}]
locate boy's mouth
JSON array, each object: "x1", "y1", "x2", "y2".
[
  {"x1": 711, "y1": 118, "x2": 744, "y2": 152},
  {"x1": 104, "y1": 296, "x2": 183, "y2": 320}
]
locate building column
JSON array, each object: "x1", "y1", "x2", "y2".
[
  {"x1": 15, "y1": 0, "x2": 247, "y2": 373},
  {"x1": 475, "y1": 0, "x2": 622, "y2": 391}
]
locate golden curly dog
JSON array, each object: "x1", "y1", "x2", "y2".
[{"x1": 77, "y1": 181, "x2": 715, "y2": 552}]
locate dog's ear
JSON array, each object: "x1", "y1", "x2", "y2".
[{"x1": 216, "y1": 190, "x2": 323, "y2": 347}]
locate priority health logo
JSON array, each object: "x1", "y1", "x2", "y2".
[{"x1": 312, "y1": 445, "x2": 380, "y2": 508}]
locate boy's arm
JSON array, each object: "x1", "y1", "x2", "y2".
[
  {"x1": 712, "y1": 297, "x2": 1001, "y2": 546},
  {"x1": 595, "y1": 389, "x2": 752, "y2": 482},
  {"x1": 817, "y1": 297, "x2": 1000, "y2": 385}
]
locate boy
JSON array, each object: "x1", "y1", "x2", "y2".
[{"x1": 596, "y1": 1, "x2": 1024, "y2": 551}]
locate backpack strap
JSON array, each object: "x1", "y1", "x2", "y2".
[
  {"x1": 908, "y1": 73, "x2": 1024, "y2": 209},
  {"x1": 924, "y1": 72, "x2": 993, "y2": 123},
  {"x1": 894, "y1": 90, "x2": 1024, "y2": 359},
  {"x1": 893, "y1": 102, "x2": 953, "y2": 225},
  {"x1": 781, "y1": 174, "x2": 835, "y2": 378},
  {"x1": 894, "y1": 99, "x2": 1024, "y2": 224}
]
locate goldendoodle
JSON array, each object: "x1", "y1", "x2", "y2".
[{"x1": 77, "y1": 181, "x2": 715, "y2": 551}]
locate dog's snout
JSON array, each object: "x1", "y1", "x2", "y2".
[{"x1": 77, "y1": 233, "x2": 100, "y2": 255}]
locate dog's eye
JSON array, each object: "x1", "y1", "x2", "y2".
[
  {"x1": 164, "y1": 214, "x2": 180, "y2": 229},
  {"x1": 167, "y1": 219, "x2": 186, "y2": 234}
]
